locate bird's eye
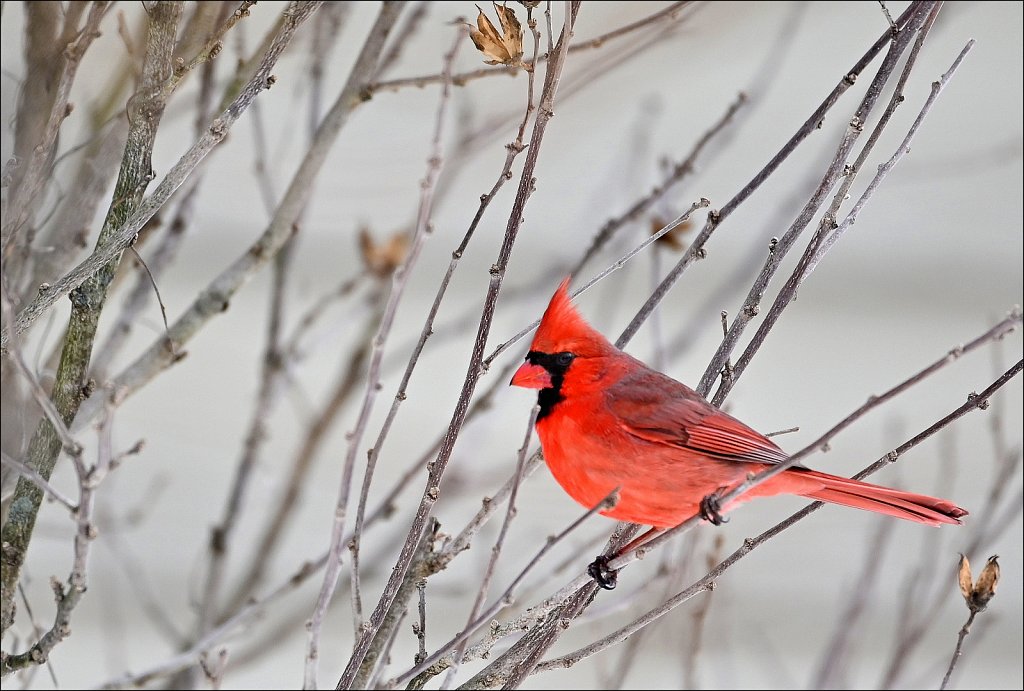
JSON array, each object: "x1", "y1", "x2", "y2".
[{"x1": 555, "y1": 352, "x2": 575, "y2": 367}]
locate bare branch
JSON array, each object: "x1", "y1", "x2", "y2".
[
  {"x1": 302, "y1": 3, "x2": 438, "y2": 684},
  {"x1": 346, "y1": 25, "x2": 466, "y2": 644},
  {"x1": 711, "y1": 7, "x2": 957, "y2": 406},
  {"x1": 2, "y1": 393, "x2": 138, "y2": 675},
  {"x1": 2, "y1": 1, "x2": 325, "y2": 351},
  {"x1": 485, "y1": 198, "x2": 710, "y2": 369},
  {"x1": 570, "y1": 92, "x2": 747, "y2": 277},
  {"x1": 3, "y1": 1, "x2": 111, "y2": 297},
  {"x1": 440, "y1": 405, "x2": 540, "y2": 689},
  {"x1": 334, "y1": 5, "x2": 583, "y2": 687},
  {"x1": 395, "y1": 488, "x2": 619, "y2": 689},
  {"x1": 0, "y1": 452, "x2": 76, "y2": 512},
  {"x1": 160, "y1": 1, "x2": 257, "y2": 98},
  {"x1": 2, "y1": 0, "x2": 187, "y2": 638},
  {"x1": 617, "y1": 1, "x2": 925, "y2": 354},
  {"x1": 366, "y1": 1, "x2": 694, "y2": 94}
]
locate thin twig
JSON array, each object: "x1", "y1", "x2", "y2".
[
  {"x1": 126, "y1": 247, "x2": 172, "y2": 342},
  {"x1": 958, "y1": 342, "x2": 1024, "y2": 553},
  {"x1": 374, "y1": 1, "x2": 427, "y2": 80},
  {"x1": 441, "y1": 405, "x2": 540, "y2": 689},
  {"x1": 335, "y1": 6, "x2": 582, "y2": 687},
  {"x1": 679, "y1": 535, "x2": 722, "y2": 689},
  {"x1": 703, "y1": 0, "x2": 942, "y2": 399},
  {"x1": 616, "y1": 2, "x2": 925, "y2": 355},
  {"x1": 810, "y1": 520, "x2": 894, "y2": 688},
  {"x1": 365, "y1": 1, "x2": 693, "y2": 94},
  {"x1": 804, "y1": 37, "x2": 976, "y2": 276},
  {"x1": 0, "y1": 452, "x2": 77, "y2": 512},
  {"x1": 484, "y1": 198, "x2": 710, "y2": 369},
  {"x1": 570, "y1": 92, "x2": 747, "y2": 278},
  {"x1": 97, "y1": 515, "x2": 185, "y2": 647},
  {"x1": 2, "y1": 1, "x2": 111, "y2": 289},
  {"x1": 2, "y1": 1, "x2": 325, "y2": 351},
  {"x1": 2, "y1": 394, "x2": 141, "y2": 675},
  {"x1": 940, "y1": 610, "x2": 979, "y2": 690},
  {"x1": 715, "y1": 24, "x2": 968, "y2": 407},
  {"x1": 415, "y1": 579, "x2": 428, "y2": 664},
  {"x1": 394, "y1": 488, "x2": 619, "y2": 689},
  {"x1": 159, "y1": 1, "x2": 258, "y2": 99},
  {"x1": 297, "y1": 4, "x2": 413, "y2": 687},
  {"x1": 280, "y1": 273, "x2": 368, "y2": 362},
  {"x1": 345, "y1": 25, "x2": 464, "y2": 646}
]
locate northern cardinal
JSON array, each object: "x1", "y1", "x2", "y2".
[{"x1": 511, "y1": 278, "x2": 967, "y2": 588}]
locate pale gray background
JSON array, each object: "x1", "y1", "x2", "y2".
[{"x1": 2, "y1": 2, "x2": 1022, "y2": 689}]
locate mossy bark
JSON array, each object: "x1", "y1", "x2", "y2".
[{"x1": 1, "y1": 1, "x2": 184, "y2": 636}]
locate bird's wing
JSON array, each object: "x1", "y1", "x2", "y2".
[{"x1": 606, "y1": 368, "x2": 790, "y2": 466}]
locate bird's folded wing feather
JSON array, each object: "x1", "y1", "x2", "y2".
[{"x1": 608, "y1": 370, "x2": 790, "y2": 465}]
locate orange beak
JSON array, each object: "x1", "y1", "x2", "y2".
[{"x1": 510, "y1": 361, "x2": 552, "y2": 389}]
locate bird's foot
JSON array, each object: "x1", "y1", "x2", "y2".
[
  {"x1": 700, "y1": 492, "x2": 729, "y2": 526},
  {"x1": 587, "y1": 554, "x2": 618, "y2": 590}
]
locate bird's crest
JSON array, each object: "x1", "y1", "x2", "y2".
[{"x1": 530, "y1": 277, "x2": 614, "y2": 356}]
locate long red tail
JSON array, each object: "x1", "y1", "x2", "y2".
[{"x1": 795, "y1": 468, "x2": 968, "y2": 526}]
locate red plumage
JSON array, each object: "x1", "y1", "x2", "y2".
[{"x1": 511, "y1": 278, "x2": 967, "y2": 529}]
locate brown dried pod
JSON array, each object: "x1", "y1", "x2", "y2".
[
  {"x1": 957, "y1": 553, "x2": 1000, "y2": 612},
  {"x1": 651, "y1": 215, "x2": 694, "y2": 252},
  {"x1": 359, "y1": 227, "x2": 410, "y2": 278},
  {"x1": 972, "y1": 555, "x2": 1000, "y2": 609},
  {"x1": 957, "y1": 553, "x2": 974, "y2": 603},
  {"x1": 467, "y1": 2, "x2": 523, "y2": 67}
]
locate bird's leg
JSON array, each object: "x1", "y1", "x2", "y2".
[
  {"x1": 587, "y1": 527, "x2": 666, "y2": 591},
  {"x1": 700, "y1": 490, "x2": 729, "y2": 526},
  {"x1": 588, "y1": 555, "x2": 618, "y2": 590}
]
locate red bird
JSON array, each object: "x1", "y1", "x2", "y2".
[{"x1": 511, "y1": 279, "x2": 967, "y2": 587}]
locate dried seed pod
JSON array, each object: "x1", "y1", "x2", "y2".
[
  {"x1": 972, "y1": 555, "x2": 1000, "y2": 610},
  {"x1": 467, "y1": 3, "x2": 524, "y2": 67},
  {"x1": 359, "y1": 227, "x2": 410, "y2": 278},
  {"x1": 957, "y1": 553, "x2": 1000, "y2": 612}
]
